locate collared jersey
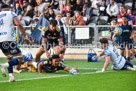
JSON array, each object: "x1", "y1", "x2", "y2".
[
  {"x1": 104, "y1": 45, "x2": 126, "y2": 69},
  {"x1": 0, "y1": 11, "x2": 17, "y2": 42},
  {"x1": 117, "y1": 13, "x2": 132, "y2": 25},
  {"x1": 42, "y1": 27, "x2": 63, "y2": 43},
  {"x1": 37, "y1": 59, "x2": 66, "y2": 73}
]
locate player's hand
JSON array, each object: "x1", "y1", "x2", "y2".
[
  {"x1": 130, "y1": 36, "x2": 133, "y2": 39},
  {"x1": 72, "y1": 68, "x2": 80, "y2": 73},
  {"x1": 92, "y1": 55, "x2": 98, "y2": 59},
  {"x1": 24, "y1": 37, "x2": 32, "y2": 44}
]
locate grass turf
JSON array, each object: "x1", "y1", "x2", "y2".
[{"x1": 0, "y1": 58, "x2": 136, "y2": 91}]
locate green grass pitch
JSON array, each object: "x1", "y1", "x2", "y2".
[{"x1": 0, "y1": 58, "x2": 136, "y2": 91}]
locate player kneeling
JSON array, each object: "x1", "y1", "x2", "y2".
[
  {"x1": 92, "y1": 38, "x2": 136, "y2": 72},
  {"x1": 31, "y1": 55, "x2": 79, "y2": 75}
]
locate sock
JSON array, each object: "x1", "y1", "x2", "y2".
[
  {"x1": 32, "y1": 62, "x2": 37, "y2": 68},
  {"x1": 123, "y1": 56, "x2": 126, "y2": 59},
  {"x1": 3, "y1": 63, "x2": 9, "y2": 67},
  {"x1": 8, "y1": 58, "x2": 19, "y2": 74}
]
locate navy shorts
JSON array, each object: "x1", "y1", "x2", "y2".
[
  {"x1": 121, "y1": 61, "x2": 133, "y2": 70},
  {"x1": 119, "y1": 39, "x2": 133, "y2": 50},
  {"x1": 0, "y1": 41, "x2": 21, "y2": 55}
]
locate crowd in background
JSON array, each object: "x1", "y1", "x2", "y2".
[{"x1": 0, "y1": 0, "x2": 136, "y2": 44}]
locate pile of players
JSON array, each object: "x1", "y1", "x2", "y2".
[{"x1": 0, "y1": 4, "x2": 79, "y2": 82}]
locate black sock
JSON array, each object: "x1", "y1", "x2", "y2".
[{"x1": 127, "y1": 57, "x2": 130, "y2": 62}]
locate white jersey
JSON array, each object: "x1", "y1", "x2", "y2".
[
  {"x1": 104, "y1": 45, "x2": 126, "y2": 70},
  {"x1": 22, "y1": 50, "x2": 33, "y2": 62},
  {"x1": 0, "y1": 11, "x2": 17, "y2": 42}
]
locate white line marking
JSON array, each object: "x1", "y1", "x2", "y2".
[
  {"x1": 0, "y1": 71, "x2": 113, "y2": 83},
  {"x1": 78, "y1": 68, "x2": 101, "y2": 70}
]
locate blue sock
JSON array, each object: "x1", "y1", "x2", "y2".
[{"x1": 8, "y1": 58, "x2": 19, "y2": 73}]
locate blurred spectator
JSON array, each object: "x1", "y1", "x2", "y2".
[
  {"x1": 84, "y1": 0, "x2": 91, "y2": 8},
  {"x1": 73, "y1": 0, "x2": 83, "y2": 13},
  {"x1": 68, "y1": 0, "x2": 76, "y2": 10},
  {"x1": 70, "y1": 11, "x2": 85, "y2": 44},
  {"x1": 15, "y1": 3, "x2": 22, "y2": 15},
  {"x1": 60, "y1": 0, "x2": 67, "y2": 15},
  {"x1": 44, "y1": 8, "x2": 56, "y2": 20},
  {"x1": 62, "y1": 5, "x2": 74, "y2": 17},
  {"x1": 117, "y1": 5, "x2": 133, "y2": 25},
  {"x1": 15, "y1": 0, "x2": 24, "y2": 9},
  {"x1": 50, "y1": 0, "x2": 59, "y2": 9},
  {"x1": 91, "y1": 0, "x2": 99, "y2": 9},
  {"x1": 36, "y1": 0, "x2": 48, "y2": 17},
  {"x1": 28, "y1": 0, "x2": 37, "y2": 8},
  {"x1": 22, "y1": 0, "x2": 33, "y2": 18},
  {"x1": 56, "y1": 13, "x2": 67, "y2": 45},
  {"x1": 81, "y1": 5, "x2": 93, "y2": 24},
  {"x1": 43, "y1": 0, "x2": 51, "y2": 7},
  {"x1": 99, "y1": 0, "x2": 110, "y2": 6},
  {"x1": 99, "y1": 0, "x2": 107, "y2": 16},
  {"x1": 106, "y1": 0, "x2": 119, "y2": 22},
  {"x1": 33, "y1": 7, "x2": 38, "y2": 18},
  {"x1": 64, "y1": 11, "x2": 72, "y2": 25},
  {"x1": 127, "y1": 9, "x2": 135, "y2": 25}
]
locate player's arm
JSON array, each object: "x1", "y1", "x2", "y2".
[
  {"x1": 97, "y1": 56, "x2": 110, "y2": 72},
  {"x1": 13, "y1": 17, "x2": 32, "y2": 44},
  {"x1": 114, "y1": 24, "x2": 119, "y2": 36},
  {"x1": 92, "y1": 51, "x2": 104, "y2": 59},
  {"x1": 63, "y1": 67, "x2": 80, "y2": 73},
  {"x1": 38, "y1": 62, "x2": 44, "y2": 74}
]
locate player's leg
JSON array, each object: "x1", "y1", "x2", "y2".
[
  {"x1": 122, "y1": 61, "x2": 136, "y2": 71},
  {"x1": 35, "y1": 47, "x2": 45, "y2": 62}
]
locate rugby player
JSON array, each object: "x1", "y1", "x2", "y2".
[
  {"x1": 35, "y1": 19, "x2": 64, "y2": 62},
  {"x1": 0, "y1": 4, "x2": 32, "y2": 82},
  {"x1": 92, "y1": 38, "x2": 136, "y2": 72},
  {"x1": 31, "y1": 55, "x2": 79, "y2": 74}
]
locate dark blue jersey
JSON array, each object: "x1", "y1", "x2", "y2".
[
  {"x1": 119, "y1": 23, "x2": 132, "y2": 41},
  {"x1": 37, "y1": 59, "x2": 66, "y2": 73}
]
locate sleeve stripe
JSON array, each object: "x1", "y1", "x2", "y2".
[{"x1": 58, "y1": 37, "x2": 63, "y2": 39}]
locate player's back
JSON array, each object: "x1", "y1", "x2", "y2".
[
  {"x1": 0, "y1": 11, "x2": 17, "y2": 42},
  {"x1": 105, "y1": 45, "x2": 126, "y2": 69},
  {"x1": 22, "y1": 50, "x2": 33, "y2": 62}
]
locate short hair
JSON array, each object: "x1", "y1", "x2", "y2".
[
  {"x1": 49, "y1": 19, "x2": 58, "y2": 27},
  {"x1": 56, "y1": 13, "x2": 62, "y2": 17},
  {"x1": 100, "y1": 38, "x2": 108, "y2": 44},
  {"x1": 120, "y1": 4, "x2": 126, "y2": 9},
  {"x1": 52, "y1": 55, "x2": 60, "y2": 59},
  {"x1": 102, "y1": 0, "x2": 106, "y2": 2}
]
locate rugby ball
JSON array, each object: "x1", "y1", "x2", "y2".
[
  {"x1": 69, "y1": 69, "x2": 79, "y2": 75},
  {"x1": 115, "y1": 27, "x2": 122, "y2": 35}
]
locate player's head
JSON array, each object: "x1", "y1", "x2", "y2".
[
  {"x1": 51, "y1": 54, "x2": 60, "y2": 66},
  {"x1": 119, "y1": 5, "x2": 126, "y2": 14},
  {"x1": 122, "y1": 15, "x2": 128, "y2": 24},
  {"x1": 100, "y1": 38, "x2": 108, "y2": 49},
  {"x1": 49, "y1": 19, "x2": 58, "y2": 32},
  {"x1": 1, "y1": 4, "x2": 10, "y2": 11}
]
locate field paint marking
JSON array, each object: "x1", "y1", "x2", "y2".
[
  {"x1": 0, "y1": 71, "x2": 113, "y2": 83},
  {"x1": 78, "y1": 68, "x2": 101, "y2": 70}
]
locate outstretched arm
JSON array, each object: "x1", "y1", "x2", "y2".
[{"x1": 97, "y1": 56, "x2": 110, "y2": 72}]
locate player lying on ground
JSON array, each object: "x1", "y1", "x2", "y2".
[
  {"x1": 92, "y1": 38, "x2": 136, "y2": 72},
  {"x1": 30, "y1": 55, "x2": 79, "y2": 75},
  {"x1": 0, "y1": 4, "x2": 32, "y2": 82}
]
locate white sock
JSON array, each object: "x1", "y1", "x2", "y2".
[
  {"x1": 9, "y1": 73, "x2": 13, "y2": 77},
  {"x1": 3, "y1": 63, "x2": 9, "y2": 67},
  {"x1": 32, "y1": 62, "x2": 37, "y2": 68}
]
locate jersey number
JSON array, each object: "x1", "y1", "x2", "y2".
[{"x1": 0, "y1": 19, "x2": 4, "y2": 26}]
